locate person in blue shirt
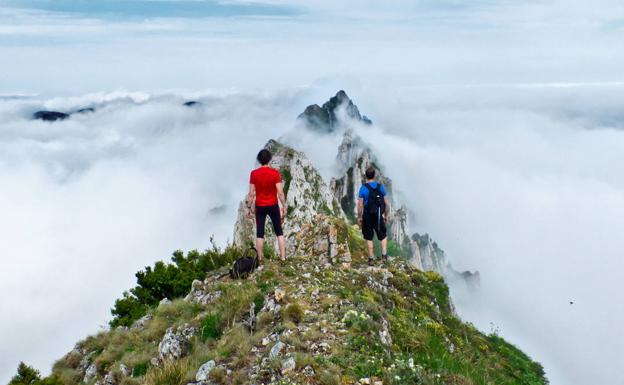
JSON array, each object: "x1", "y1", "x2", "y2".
[{"x1": 357, "y1": 166, "x2": 391, "y2": 266}]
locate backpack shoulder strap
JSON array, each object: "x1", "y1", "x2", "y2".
[{"x1": 364, "y1": 183, "x2": 374, "y2": 192}]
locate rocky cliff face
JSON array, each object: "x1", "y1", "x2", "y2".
[
  {"x1": 329, "y1": 130, "x2": 410, "y2": 250},
  {"x1": 233, "y1": 140, "x2": 351, "y2": 265}
]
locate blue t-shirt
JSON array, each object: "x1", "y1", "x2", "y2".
[{"x1": 358, "y1": 182, "x2": 387, "y2": 206}]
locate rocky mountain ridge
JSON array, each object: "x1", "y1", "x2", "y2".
[{"x1": 241, "y1": 91, "x2": 478, "y2": 287}]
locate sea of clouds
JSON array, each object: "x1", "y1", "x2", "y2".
[
  {"x1": 2, "y1": 0, "x2": 624, "y2": 384},
  {"x1": 2, "y1": 86, "x2": 623, "y2": 385}
]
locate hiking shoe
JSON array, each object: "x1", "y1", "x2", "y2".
[
  {"x1": 382, "y1": 254, "x2": 389, "y2": 262},
  {"x1": 368, "y1": 257, "x2": 375, "y2": 266}
]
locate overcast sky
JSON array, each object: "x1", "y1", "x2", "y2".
[{"x1": 1, "y1": 1, "x2": 623, "y2": 384}]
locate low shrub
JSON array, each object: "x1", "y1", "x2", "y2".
[
  {"x1": 201, "y1": 313, "x2": 222, "y2": 341},
  {"x1": 282, "y1": 303, "x2": 304, "y2": 324},
  {"x1": 144, "y1": 361, "x2": 188, "y2": 385}
]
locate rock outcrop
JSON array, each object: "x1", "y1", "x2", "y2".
[
  {"x1": 295, "y1": 91, "x2": 479, "y2": 286},
  {"x1": 233, "y1": 140, "x2": 349, "y2": 261},
  {"x1": 297, "y1": 90, "x2": 372, "y2": 133}
]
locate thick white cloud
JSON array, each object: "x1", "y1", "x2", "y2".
[{"x1": 2, "y1": 1, "x2": 624, "y2": 384}]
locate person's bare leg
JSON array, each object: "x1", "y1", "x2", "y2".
[
  {"x1": 277, "y1": 235, "x2": 286, "y2": 260},
  {"x1": 256, "y1": 238, "x2": 264, "y2": 262},
  {"x1": 381, "y1": 237, "x2": 388, "y2": 262},
  {"x1": 367, "y1": 240, "x2": 374, "y2": 262},
  {"x1": 381, "y1": 238, "x2": 388, "y2": 256}
]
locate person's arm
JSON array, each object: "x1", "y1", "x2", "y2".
[
  {"x1": 357, "y1": 197, "x2": 364, "y2": 226},
  {"x1": 383, "y1": 196, "x2": 391, "y2": 222},
  {"x1": 246, "y1": 184, "x2": 255, "y2": 219},
  {"x1": 276, "y1": 182, "x2": 287, "y2": 219}
]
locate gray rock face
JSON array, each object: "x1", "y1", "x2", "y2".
[
  {"x1": 379, "y1": 318, "x2": 392, "y2": 346},
  {"x1": 184, "y1": 279, "x2": 222, "y2": 305},
  {"x1": 269, "y1": 341, "x2": 286, "y2": 359},
  {"x1": 330, "y1": 130, "x2": 407, "y2": 247},
  {"x1": 195, "y1": 360, "x2": 216, "y2": 382},
  {"x1": 131, "y1": 314, "x2": 152, "y2": 329},
  {"x1": 233, "y1": 140, "x2": 348, "y2": 260},
  {"x1": 159, "y1": 298, "x2": 172, "y2": 307},
  {"x1": 83, "y1": 363, "x2": 97, "y2": 383},
  {"x1": 158, "y1": 324, "x2": 197, "y2": 360},
  {"x1": 281, "y1": 356, "x2": 296, "y2": 374},
  {"x1": 297, "y1": 90, "x2": 372, "y2": 133}
]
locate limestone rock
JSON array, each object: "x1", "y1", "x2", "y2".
[
  {"x1": 159, "y1": 298, "x2": 172, "y2": 307},
  {"x1": 269, "y1": 341, "x2": 286, "y2": 359},
  {"x1": 233, "y1": 140, "x2": 345, "y2": 258},
  {"x1": 195, "y1": 360, "x2": 216, "y2": 382},
  {"x1": 132, "y1": 314, "x2": 152, "y2": 329},
  {"x1": 281, "y1": 356, "x2": 296, "y2": 374},
  {"x1": 379, "y1": 318, "x2": 392, "y2": 346},
  {"x1": 83, "y1": 363, "x2": 97, "y2": 383},
  {"x1": 158, "y1": 324, "x2": 197, "y2": 360}
]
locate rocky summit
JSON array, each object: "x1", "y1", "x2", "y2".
[
  {"x1": 10, "y1": 92, "x2": 546, "y2": 385},
  {"x1": 297, "y1": 90, "x2": 372, "y2": 133}
]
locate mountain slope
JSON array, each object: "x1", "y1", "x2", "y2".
[{"x1": 48, "y1": 253, "x2": 546, "y2": 385}]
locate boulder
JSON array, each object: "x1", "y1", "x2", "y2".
[
  {"x1": 158, "y1": 324, "x2": 197, "y2": 360},
  {"x1": 195, "y1": 360, "x2": 216, "y2": 382},
  {"x1": 269, "y1": 341, "x2": 286, "y2": 359},
  {"x1": 281, "y1": 356, "x2": 296, "y2": 374},
  {"x1": 83, "y1": 363, "x2": 97, "y2": 383}
]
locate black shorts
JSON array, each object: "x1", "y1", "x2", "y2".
[
  {"x1": 255, "y1": 204, "x2": 283, "y2": 238},
  {"x1": 362, "y1": 213, "x2": 387, "y2": 241}
]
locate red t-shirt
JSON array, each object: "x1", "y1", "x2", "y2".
[{"x1": 250, "y1": 166, "x2": 281, "y2": 207}]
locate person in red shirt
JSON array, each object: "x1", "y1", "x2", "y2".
[{"x1": 247, "y1": 149, "x2": 287, "y2": 262}]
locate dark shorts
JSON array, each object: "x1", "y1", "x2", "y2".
[
  {"x1": 362, "y1": 213, "x2": 387, "y2": 241},
  {"x1": 255, "y1": 204, "x2": 283, "y2": 238}
]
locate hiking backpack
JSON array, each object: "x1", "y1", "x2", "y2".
[
  {"x1": 229, "y1": 247, "x2": 259, "y2": 279},
  {"x1": 364, "y1": 183, "x2": 385, "y2": 217}
]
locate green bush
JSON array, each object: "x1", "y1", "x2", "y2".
[
  {"x1": 110, "y1": 241, "x2": 242, "y2": 327},
  {"x1": 8, "y1": 363, "x2": 63, "y2": 385}
]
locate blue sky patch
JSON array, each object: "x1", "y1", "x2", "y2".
[{"x1": 2, "y1": 0, "x2": 300, "y2": 19}]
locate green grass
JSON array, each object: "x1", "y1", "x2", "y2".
[{"x1": 45, "y1": 246, "x2": 546, "y2": 385}]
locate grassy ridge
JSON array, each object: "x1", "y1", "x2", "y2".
[{"x1": 40, "y1": 250, "x2": 547, "y2": 385}]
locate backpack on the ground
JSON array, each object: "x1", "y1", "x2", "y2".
[
  {"x1": 364, "y1": 183, "x2": 385, "y2": 217},
  {"x1": 229, "y1": 247, "x2": 260, "y2": 279}
]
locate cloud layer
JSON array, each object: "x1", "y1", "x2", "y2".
[{"x1": 2, "y1": 1, "x2": 624, "y2": 384}]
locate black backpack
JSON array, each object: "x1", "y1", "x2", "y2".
[
  {"x1": 229, "y1": 247, "x2": 259, "y2": 279},
  {"x1": 364, "y1": 183, "x2": 385, "y2": 216}
]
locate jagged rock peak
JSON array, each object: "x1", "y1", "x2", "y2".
[{"x1": 297, "y1": 90, "x2": 372, "y2": 133}]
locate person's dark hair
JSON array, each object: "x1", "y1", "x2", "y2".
[
  {"x1": 365, "y1": 166, "x2": 376, "y2": 180},
  {"x1": 257, "y1": 149, "x2": 272, "y2": 165}
]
